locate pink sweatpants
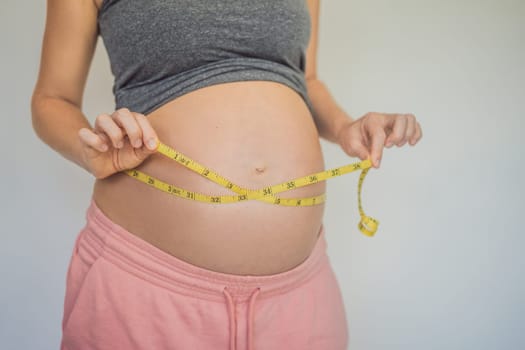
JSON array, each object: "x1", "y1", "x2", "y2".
[{"x1": 60, "y1": 198, "x2": 349, "y2": 350}]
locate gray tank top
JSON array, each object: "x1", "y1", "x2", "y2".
[{"x1": 97, "y1": 0, "x2": 314, "y2": 116}]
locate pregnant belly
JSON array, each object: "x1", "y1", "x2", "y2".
[{"x1": 91, "y1": 80, "x2": 327, "y2": 276}]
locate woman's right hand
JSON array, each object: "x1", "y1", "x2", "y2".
[{"x1": 78, "y1": 108, "x2": 160, "y2": 179}]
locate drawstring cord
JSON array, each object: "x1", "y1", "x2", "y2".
[
  {"x1": 223, "y1": 287, "x2": 237, "y2": 350},
  {"x1": 247, "y1": 287, "x2": 261, "y2": 350},
  {"x1": 223, "y1": 286, "x2": 261, "y2": 350}
]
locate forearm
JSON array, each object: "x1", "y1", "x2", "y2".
[
  {"x1": 306, "y1": 78, "x2": 354, "y2": 143},
  {"x1": 31, "y1": 94, "x2": 92, "y2": 173}
]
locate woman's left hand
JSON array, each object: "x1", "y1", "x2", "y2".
[{"x1": 336, "y1": 112, "x2": 422, "y2": 168}]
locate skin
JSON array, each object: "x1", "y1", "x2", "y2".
[{"x1": 32, "y1": 0, "x2": 422, "y2": 275}]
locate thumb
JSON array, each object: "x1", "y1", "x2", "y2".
[
  {"x1": 340, "y1": 123, "x2": 369, "y2": 161},
  {"x1": 369, "y1": 128, "x2": 386, "y2": 168},
  {"x1": 344, "y1": 139, "x2": 369, "y2": 161}
]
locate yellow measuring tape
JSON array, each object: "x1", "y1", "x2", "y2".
[{"x1": 123, "y1": 141, "x2": 379, "y2": 237}]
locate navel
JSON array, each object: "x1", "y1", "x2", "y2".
[{"x1": 254, "y1": 166, "x2": 267, "y2": 175}]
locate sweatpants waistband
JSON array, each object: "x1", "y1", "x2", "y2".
[{"x1": 80, "y1": 197, "x2": 329, "y2": 303}]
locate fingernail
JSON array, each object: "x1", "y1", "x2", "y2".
[
  {"x1": 147, "y1": 138, "x2": 157, "y2": 150},
  {"x1": 133, "y1": 139, "x2": 142, "y2": 148},
  {"x1": 101, "y1": 144, "x2": 108, "y2": 152},
  {"x1": 376, "y1": 158, "x2": 381, "y2": 167},
  {"x1": 117, "y1": 141, "x2": 123, "y2": 148},
  {"x1": 386, "y1": 142, "x2": 393, "y2": 148}
]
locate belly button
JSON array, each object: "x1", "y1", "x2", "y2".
[{"x1": 254, "y1": 166, "x2": 266, "y2": 175}]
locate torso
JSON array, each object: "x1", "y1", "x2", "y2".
[{"x1": 92, "y1": 80, "x2": 327, "y2": 276}]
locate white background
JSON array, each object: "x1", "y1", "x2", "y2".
[{"x1": 1, "y1": 0, "x2": 523, "y2": 349}]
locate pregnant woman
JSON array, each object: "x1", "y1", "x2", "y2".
[{"x1": 31, "y1": 0, "x2": 422, "y2": 349}]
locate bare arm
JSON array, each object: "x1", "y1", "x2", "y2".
[
  {"x1": 304, "y1": 1, "x2": 422, "y2": 168},
  {"x1": 31, "y1": 0, "x2": 100, "y2": 172},
  {"x1": 304, "y1": 0, "x2": 354, "y2": 144}
]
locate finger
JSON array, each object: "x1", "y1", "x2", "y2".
[
  {"x1": 405, "y1": 114, "x2": 417, "y2": 146},
  {"x1": 134, "y1": 113, "x2": 159, "y2": 150},
  {"x1": 410, "y1": 121, "x2": 422, "y2": 145},
  {"x1": 369, "y1": 126, "x2": 387, "y2": 168},
  {"x1": 385, "y1": 114, "x2": 408, "y2": 147},
  {"x1": 113, "y1": 108, "x2": 143, "y2": 148},
  {"x1": 362, "y1": 112, "x2": 387, "y2": 147},
  {"x1": 78, "y1": 127, "x2": 109, "y2": 153},
  {"x1": 94, "y1": 113, "x2": 125, "y2": 149},
  {"x1": 97, "y1": 132, "x2": 111, "y2": 145},
  {"x1": 376, "y1": 112, "x2": 396, "y2": 130}
]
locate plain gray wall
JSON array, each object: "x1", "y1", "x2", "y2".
[{"x1": 2, "y1": 0, "x2": 524, "y2": 349}]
